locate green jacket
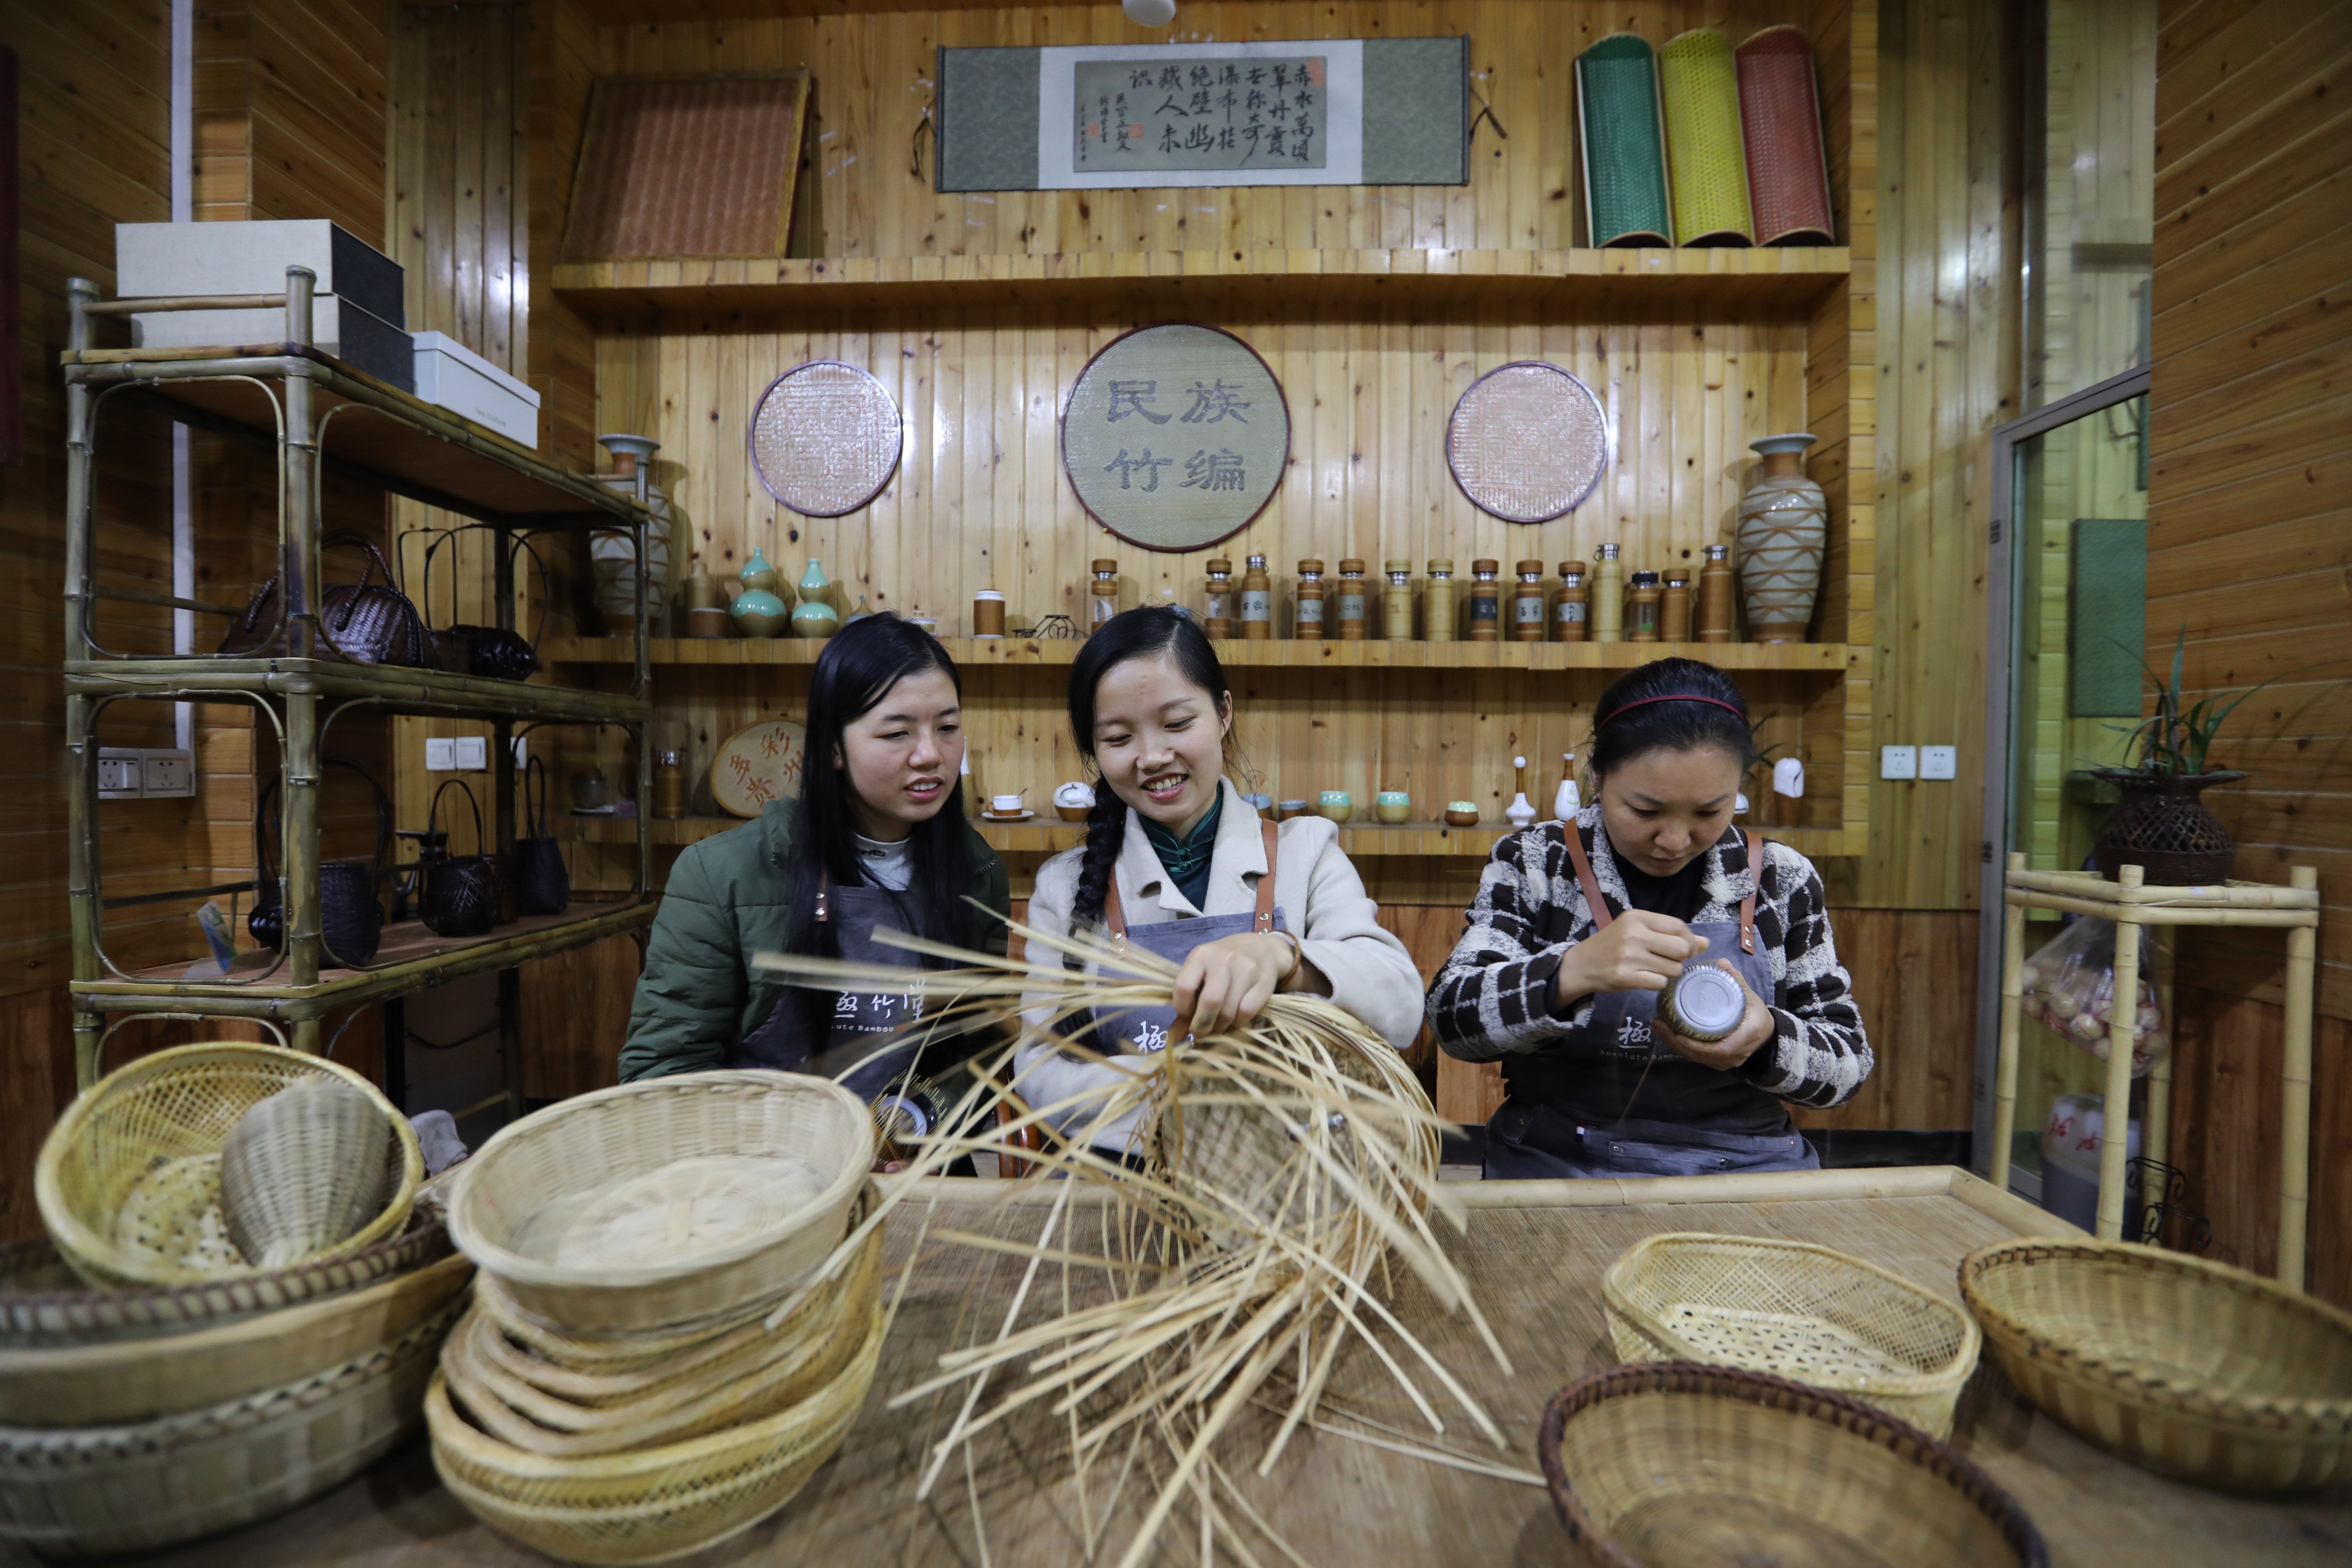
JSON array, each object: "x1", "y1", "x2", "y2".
[{"x1": 620, "y1": 799, "x2": 1010, "y2": 1082}]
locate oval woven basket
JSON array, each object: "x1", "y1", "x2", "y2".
[
  {"x1": 1960, "y1": 1238, "x2": 2352, "y2": 1493},
  {"x1": 1538, "y1": 1363, "x2": 2047, "y2": 1568},
  {"x1": 0, "y1": 1296, "x2": 457, "y2": 1558},
  {"x1": 428, "y1": 1301, "x2": 883, "y2": 1566},
  {"x1": 0, "y1": 1210, "x2": 451, "y2": 1349},
  {"x1": 448, "y1": 1072, "x2": 874, "y2": 1334},
  {"x1": 35, "y1": 1042, "x2": 422, "y2": 1289},
  {"x1": 1602, "y1": 1232, "x2": 1981, "y2": 1437}
]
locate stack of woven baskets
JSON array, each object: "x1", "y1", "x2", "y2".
[
  {"x1": 0, "y1": 1042, "x2": 457, "y2": 1558},
  {"x1": 434, "y1": 1070, "x2": 883, "y2": 1565}
]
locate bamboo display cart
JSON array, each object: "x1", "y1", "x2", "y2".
[
  {"x1": 1990, "y1": 854, "x2": 2322, "y2": 1288},
  {"x1": 59, "y1": 268, "x2": 658, "y2": 1113}
]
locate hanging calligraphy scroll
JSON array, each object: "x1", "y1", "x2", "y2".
[{"x1": 1062, "y1": 324, "x2": 1290, "y2": 552}]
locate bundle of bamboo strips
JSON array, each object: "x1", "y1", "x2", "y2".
[{"x1": 753, "y1": 920, "x2": 1514, "y2": 1567}]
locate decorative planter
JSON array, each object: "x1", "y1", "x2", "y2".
[
  {"x1": 2094, "y1": 769, "x2": 2244, "y2": 887},
  {"x1": 1735, "y1": 433, "x2": 1827, "y2": 642},
  {"x1": 591, "y1": 434, "x2": 672, "y2": 635}
]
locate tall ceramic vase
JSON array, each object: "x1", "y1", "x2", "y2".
[
  {"x1": 1735, "y1": 433, "x2": 1827, "y2": 642},
  {"x1": 591, "y1": 434, "x2": 673, "y2": 637}
]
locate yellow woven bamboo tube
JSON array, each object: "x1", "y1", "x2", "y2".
[
  {"x1": 2142, "y1": 932, "x2": 2175, "y2": 1220},
  {"x1": 2095, "y1": 865, "x2": 2144, "y2": 1241},
  {"x1": 2279, "y1": 864, "x2": 2318, "y2": 1290},
  {"x1": 1657, "y1": 30, "x2": 1755, "y2": 246},
  {"x1": 1990, "y1": 853, "x2": 2026, "y2": 1195}
]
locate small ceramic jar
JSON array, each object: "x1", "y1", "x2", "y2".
[
  {"x1": 1316, "y1": 790, "x2": 1352, "y2": 823},
  {"x1": 1054, "y1": 781, "x2": 1095, "y2": 822},
  {"x1": 1276, "y1": 799, "x2": 1310, "y2": 821},
  {"x1": 1443, "y1": 802, "x2": 1480, "y2": 827},
  {"x1": 1375, "y1": 791, "x2": 1412, "y2": 824}
]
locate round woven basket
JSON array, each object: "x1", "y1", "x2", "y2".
[
  {"x1": 428, "y1": 1302, "x2": 883, "y2": 1566},
  {"x1": 0, "y1": 1210, "x2": 451, "y2": 1349},
  {"x1": 1602, "y1": 1232, "x2": 1981, "y2": 1437},
  {"x1": 35, "y1": 1042, "x2": 422, "y2": 1289},
  {"x1": 0, "y1": 1296, "x2": 457, "y2": 1558},
  {"x1": 1960, "y1": 1238, "x2": 2352, "y2": 1493},
  {"x1": 1538, "y1": 1364, "x2": 2047, "y2": 1568},
  {"x1": 447, "y1": 1072, "x2": 875, "y2": 1334}
]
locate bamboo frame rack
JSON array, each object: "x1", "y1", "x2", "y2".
[{"x1": 1990, "y1": 854, "x2": 2322, "y2": 1288}]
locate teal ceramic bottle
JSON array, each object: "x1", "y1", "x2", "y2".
[{"x1": 791, "y1": 558, "x2": 840, "y2": 639}]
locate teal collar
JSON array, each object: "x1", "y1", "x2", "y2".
[{"x1": 1142, "y1": 792, "x2": 1224, "y2": 893}]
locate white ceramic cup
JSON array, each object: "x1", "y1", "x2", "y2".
[{"x1": 990, "y1": 793, "x2": 1024, "y2": 814}]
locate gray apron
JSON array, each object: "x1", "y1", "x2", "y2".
[
  {"x1": 729, "y1": 875, "x2": 925, "y2": 1071},
  {"x1": 1485, "y1": 830, "x2": 1821, "y2": 1180},
  {"x1": 1087, "y1": 818, "x2": 1289, "y2": 1056}
]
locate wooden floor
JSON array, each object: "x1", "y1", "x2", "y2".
[{"x1": 79, "y1": 1171, "x2": 2352, "y2": 1568}]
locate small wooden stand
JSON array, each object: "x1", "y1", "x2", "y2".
[{"x1": 1990, "y1": 854, "x2": 2322, "y2": 1288}]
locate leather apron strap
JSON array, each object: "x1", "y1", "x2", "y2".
[
  {"x1": 1104, "y1": 818, "x2": 1280, "y2": 939},
  {"x1": 1563, "y1": 825, "x2": 1762, "y2": 954}
]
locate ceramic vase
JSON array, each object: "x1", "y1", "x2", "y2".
[
  {"x1": 738, "y1": 548, "x2": 781, "y2": 597},
  {"x1": 791, "y1": 558, "x2": 839, "y2": 639},
  {"x1": 731, "y1": 589, "x2": 790, "y2": 638},
  {"x1": 591, "y1": 434, "x2": 672, "y2": 635},
  {"x1": 1734, "y1": 433, "x2": 1827, "y2": 642}
]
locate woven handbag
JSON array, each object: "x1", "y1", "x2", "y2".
[
  {"x1": 217, "y1": 534, "x2": 430, "y2": 666},
  {"x1": 248, "y1": 759, "x2": 390, "y2": 968},
  {"x1": 513, "y1": 756, "x2": 570, "y2": 918},
  {"x1": 421, "y1": 779, "x2": 503, "y2": 939},
  {"x1": 419, "y1": 530, "x2": 548, "y2": 682}
]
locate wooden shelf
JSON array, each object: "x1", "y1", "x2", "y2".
[
  {"x1": 540, "y1": 636, "x2": 1850, "y2": 672},
  {"x1": 566, "y1": 813, "x2": 1854, "y2": 860},
  {"x1": 550, "y1": 247, "x2": 1851, "y2": 327}
]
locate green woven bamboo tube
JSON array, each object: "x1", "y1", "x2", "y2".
[
  {"x1": 1575, "y1": 34, "x2": 1673, "y2": 247},
  {"x1": 1659, "y1": 29, "x2": 1755, "y2": 246}
]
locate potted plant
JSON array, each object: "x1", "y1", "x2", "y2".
[{"x1": 2093, "y1": 629, "x2": 2275, "y2": 887}]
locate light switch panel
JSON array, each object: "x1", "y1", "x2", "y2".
[
  {"x1": 426, "y1": 737, "x2": 456, "y2": 771},
  {"x1": 451, "y1": 736, "x2": 488, "y2": 771},
  {"x1": 1880, "y1": 744, "x2": 1918, "y2": 780},
  {"x1": 1920, "y1": 745, "x2": 1958, "y2": 780}
]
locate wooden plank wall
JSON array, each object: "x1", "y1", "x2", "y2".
[{"x1": 2147, "y1": 0, "x2": 2351, "y2": 1302}]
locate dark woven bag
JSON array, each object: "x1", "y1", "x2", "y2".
[
  {"x1": 512, "y1": 756, "x2": 570, "y2": 917},
  {"x1": 418, "y1": 531, "x2": 546, "y2": 682},
  {"x1": 248, "y1": 760, "x2": 390, "y2": 967},
  {"x1": 420, "y1": 778, "x2": 503, "y2": 938},
  {"x1": 218, "y1": 534, "x2": 430, "y2": 666}
]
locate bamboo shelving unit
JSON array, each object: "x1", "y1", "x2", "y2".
[
  {"x1": 1990, "y1": 854, "x2": 2322, "y2": 1288},
  {"x1": 59, "y1": 268, "x2": 660, "y2": 1115},
  {"x1": 541, "y1": 636, "x2": 1852, "y2": 672}
]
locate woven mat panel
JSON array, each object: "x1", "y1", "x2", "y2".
[
  {"x1": 1576, "y1": 34, "x2": 1674, "y2": 246},
  {"x1": 1736, "y1": 27, "x2": 1836, "y2": 246},
  {"x1": 1447, "y1": 364, "x2": 1609, "y2": 523},
  {"x1": 1659, "y1": 30, "x2": 1755, "y2": 246},
  {"x1": 561, "y1": 74, "x2": 812, "y2": 262}
]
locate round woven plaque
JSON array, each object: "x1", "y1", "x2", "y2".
[
  {"x1": 1447, "y1": 362, "x2": 1611, "y2": 523},
  {"x1": 710, "y1": 718, "x2": 808, "y2": 818},
  {"x1": 749, "y1": 361, "x2": 903, "y2": 517},
  {"x1": 1062, "y1": 323, "x2": 1290, "y2": 552}
]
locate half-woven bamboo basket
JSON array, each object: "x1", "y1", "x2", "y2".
[
  {"x1": 1603, "y1": 1232, "x2": 1980, "y2": 1437},
  {"x1": 36, "y1": 1042, "x2": 422, "y2": 1289},
  {"x1": 0, "y1": 1297, "x2": 458, "y2": 1558},
  {"x1": 1538, "y1": 1364, "x2": 2047, "y2": 1568},
  {"x1": 448, "y1": 1072, "x2": 873, "y2": 1334},
  {"x1": 1961, "y1": 1238, "x2": 2352, "y2": 1493}
]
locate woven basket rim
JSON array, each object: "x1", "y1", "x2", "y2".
[
  {"x1": 446, "y1": 1072, "x2": 874, "y2": 1292},
  {"x1": 33, "y1": 1042, "x2": 424, "y2": 1288},
  {"x1": 1601, "y1": 1231, "x2": 1981, "y2": 1394},
  {"x1": 1537, "y1": 1362, "x2": 2049, "y2": 1568},
  {"x1": 1959, "y1": 1238, "x2": 2352, "y2": 1428}
]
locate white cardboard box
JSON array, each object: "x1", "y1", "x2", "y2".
[
  {"x1": 115, "y1": 220, "x2": 405, "y2": 327},
  {"x1": 131, "y1": 296, "x2": 415, "y2": 391},
  {"x1": 412, "y1": 331, "x2": 541, "y2": 448}
]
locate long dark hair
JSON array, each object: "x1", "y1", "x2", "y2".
[
  {"x1": 1588, "y1": 657, "x2": 1757, "y2": 780},
  {"x1": 1064, "y1": 606, "x2": 1233, "y2": 951},
  {"x1": 783, "y1": 616, "x2": 976, "y2": 1027}
]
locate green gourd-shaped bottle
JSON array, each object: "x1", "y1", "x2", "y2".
[{"x1": 791, "y1": 558, "x2": 840, "y2": 639}]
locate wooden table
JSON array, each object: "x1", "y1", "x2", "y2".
[{"x1": 79, "y1": 1167, "x2": 2351, "y2": 1568}]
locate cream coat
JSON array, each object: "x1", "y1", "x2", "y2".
[{"x1": 1015, "y1": 779, "x2": 1424, "y2": 1149}]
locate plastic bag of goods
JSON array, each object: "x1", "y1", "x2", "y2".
[{"x1": 2016, "y1": 917, "x2": 2167, "y2": 1076}]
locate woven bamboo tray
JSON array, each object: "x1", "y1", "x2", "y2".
[
  {"x1": 428, "y1": 1301, "x2": 884, "y2": 1566},
  {"x1": 1961, "y1": 1238, "x2": 2352, "y2": 1493},
  {"x1": 0, "y1": 1296, "x2": 458, "y2": 1558},
  {"x1": 1539, "y1": 1363, "x2": 2047, "y2": 1568},
  {"x1": 0, "y1": 1210, "x2": 451, "y2": 1349},
  {"x1": 36, "y1": 1042, "x2": 422, "y2": 1289},
  {"x1": 1602, "y1": 1231, "x2": 1981, "y2": 1437},
  {"x1": 448, "y1": 1071, "x2": 874, "y2": 1334}
]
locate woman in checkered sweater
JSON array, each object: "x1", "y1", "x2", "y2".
[{"x1": 1426, "y1": 658, "x2": 1871, "y2": 1180}]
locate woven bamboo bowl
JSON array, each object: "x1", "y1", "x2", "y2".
[
  {"x1": 447, "y1": 1072, "x2": 875, "y2": 1334},
  {"x1": 427, "y1": 1302, "x2": 883, "y2": 1566},
  {"x1": 35, "y1": 1042, "x2": 422, "y2": 1289},
  {"x1": 1603, "y1": 1232, "x2": 1981, "y2": 1437},
  {"x1": 0, "y1": 1296, "x2": 457, "y2": 1558},
  {"x1": 1961, "y1": 1238, "x2": 2352, "y2": 1493},
  {"x1": 1538, "y1": 1364, "x2": 2047, "y2": 1568}
]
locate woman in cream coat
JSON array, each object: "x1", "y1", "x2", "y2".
[{"x1": 1016, "y1": 607, "x2": 1424, "y2": 1155}]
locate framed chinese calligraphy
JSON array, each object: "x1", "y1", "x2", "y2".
[
  {"x1": 1062, "y1": 324, "x2": 1289, "y2": 552},
  {"x1": 1447, "y1": 363, "x2": 1611, "y2": 523}
]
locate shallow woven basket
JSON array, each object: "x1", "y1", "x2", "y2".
[
  {"x1": 1602, "y1": 1232, "x2": 1981, "y2": 1437},
  {"x1": 448, "y1": 1071, "x2": 874, "y2": 1334},
  {"x1": 220, "y1": 1073, "x2": 395, "y2": 1269},
  {"x1": 1960, "y1": 1238, "x2": 2352, "y2": 1493},
  {"x1": 1538, "y1": 1364, "x2": 2047, "y2": 1568},
  {"x1": 0, "y1": 1296, "x2": 458, "y2": 1558},
  {"x1": 428, "y1": 1301, "x2": 884, "y2": 1566},
  {"x1": 35, "y1": 1042, "x2": 422, "y2": 1289},
  {"x1": 0, "y1": 1210, "x2": 451, "y2": 1349}
]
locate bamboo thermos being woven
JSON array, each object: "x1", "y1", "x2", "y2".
[
  {"x1": 1660, "y1": 964, "x2": 1746, "y2": 1042},
  {"x1": 1698, "y1": 544, "x2": 1735, "y2": 642}
]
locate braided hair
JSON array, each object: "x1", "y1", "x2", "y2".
[{"x1": 1064, "y1": 606, "x2": 1233, "y2": 963}]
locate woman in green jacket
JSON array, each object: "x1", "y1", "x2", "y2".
[{"x1": 621, "y1": 615, "x2": 1008, "y2": 1081}]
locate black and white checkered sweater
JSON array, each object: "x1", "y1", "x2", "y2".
[{"x1": 1426, "y1": 808, "x2": 1872, "y2": 1109}]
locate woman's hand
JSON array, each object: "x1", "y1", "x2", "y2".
[
  {"x1": 1554, "y1": 912, "x2": 1708, "y2": 1007},
  {"x1": 1168, "y1": 932, "x2": 1300, "y2": 1041},
  {"x1": 1652, "y1": 959, "x2": 1777, "y2": 1070}
]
